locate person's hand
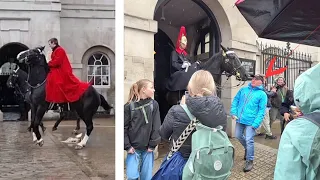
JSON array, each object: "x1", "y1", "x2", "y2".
[
  {"x1": 180, "y1": 95, "x2": 186, "y2": 105},
  {"x1": 181, "y1": 61, "x2": 189, "y2": 69},
  {"x1": 284, "y1": 113, "x2": 290, "y2": 121},
  {"x1": 231, "y1": 115, "x2": 238, "y2": 120},
  {"x1": 147, "y1": 148, "x2": 154, "y2": 152},
  {"x1": 271, "y1": 87, "x2": 277, "y2": 92},
  {"x1": 127, "y1": 147, "x2": 135, "y2": 154}
]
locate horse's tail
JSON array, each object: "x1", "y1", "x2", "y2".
[{"x1": 99, "y1": 94, "x2": 112, "y2": 111}]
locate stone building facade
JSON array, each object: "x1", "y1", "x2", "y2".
[
  {"x1": 124, "y1": 0, "x2": 320, "y2": 138},
  {"x1": 0, "y1": 0, "x2": 115, "y2": 116}
]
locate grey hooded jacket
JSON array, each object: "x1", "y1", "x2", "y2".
[{"x1": 159, "y1": 95, "x2": 227, "y2": 159}]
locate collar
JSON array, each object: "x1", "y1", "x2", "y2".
[{"x1": 52, "y1": 45, "x2": 60, "y2": 52}]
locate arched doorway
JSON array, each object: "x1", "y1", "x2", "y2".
[
  {"x1": 0, "y1": 42, "x2": 28, "y2": 120},
  {"x1": 153, "y1": 0, "x2": 221, "y2": 122}
]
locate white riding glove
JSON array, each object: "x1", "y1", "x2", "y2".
[{"x1": 181, "y1": 61, "x2": 189, "y2": 69}]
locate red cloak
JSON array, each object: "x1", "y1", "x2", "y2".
[{"x1": 46, "y1": 46, "x2": 89, "y2": 103}]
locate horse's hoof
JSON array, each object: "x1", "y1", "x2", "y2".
[
  {"x1": 72, "y1": 130, "x2": 79, "y2": 135},
  {"x1": 75, "y1": 144, "x2": 84, "y2": 150},
  {"x1": 36, "y1": 139, "x2": 44, "y2": 147},
  {"x1": 52, "y1": 127, "x2": 57, "y2": 131},
  {"x1": 27, "y1": 127, "x2": 31, "y2": 132}
]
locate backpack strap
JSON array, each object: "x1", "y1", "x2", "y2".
[
  {"x1": 167, "y1": 104, "x2": 198, "y2": 160},
  {"x1": 130, "y1": 100, "x2": 154, "y2": 124},
  {"x1": 300, "y1": 112, "x2": 320, "y2": 128}
]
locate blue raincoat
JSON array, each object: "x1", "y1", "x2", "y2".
[{"x1": 230, "y1": 83, "x2": 267, "y2": 129}]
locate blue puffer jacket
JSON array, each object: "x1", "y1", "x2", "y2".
[{"x1": 230, "y1": 83, "x2": 268, "y2": 129}]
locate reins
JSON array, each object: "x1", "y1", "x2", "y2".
[{"x1": 25, "y1": 55, "x2": 47, "y2": 89}]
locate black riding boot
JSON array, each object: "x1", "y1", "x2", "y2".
[
  {"x1": 244, "y1": 149, "x2": 247, "y2": 160},
  {"x1": 243, "y1": 160, "x2": 254, "y2": 172}
]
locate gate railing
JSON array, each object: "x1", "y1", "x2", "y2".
[{"x1": 260, "y1": 42, "x2": 312, "y2": 90}]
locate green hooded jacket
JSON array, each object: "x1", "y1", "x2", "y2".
[{"x1": 274, "y1": 63, "x2": 320, "y2": 180}]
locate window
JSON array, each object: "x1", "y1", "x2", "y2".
[
  {"x1": 87, "y1": 52, "x2": 111, "y2": 88},
  {"x1": 195, "y1": 29, "x2": 213, "y2": 56}
]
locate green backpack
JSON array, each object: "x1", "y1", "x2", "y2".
[{"x1": 179, "y1": 105, "x2": 234, "y2": 180}]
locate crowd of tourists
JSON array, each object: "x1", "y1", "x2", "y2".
[
  {"x1": 123, "y1": 25, "x2": 320, "y2": 180},
  {"x1": 124, "y1": 63, "x2": 320, "y2": 179}
]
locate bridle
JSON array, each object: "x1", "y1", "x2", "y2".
[
  {"x1": 23, "y1": 50, "x2": 47, "y2": 89},
  {"x1": 9, "y1": 67, "x2": 29, "y2": 99},
  {"x1": 216, "y1": 50, "x2": 246, "y2": 90}
]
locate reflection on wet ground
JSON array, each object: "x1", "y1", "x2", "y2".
[
  {"x1": 47, "y1": 118, "x2": 115, "y2": 179},
  {"x1": 0, "y1": 117, "x2": 114, "y2": 180}
]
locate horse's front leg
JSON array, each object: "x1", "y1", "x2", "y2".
[{"x1": 34, "y1": 104, "x2": 48, "y2": 147}]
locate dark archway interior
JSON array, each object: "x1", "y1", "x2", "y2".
[
  {"x1": 154, "y1": 29, "x2": 174, "y2": 122},
  {"x1": 0, "y1": 42, "x2": 28, "y2": 112},
  {"x1": 154, "y1": 0, "x2": 221, "y2": 122}
]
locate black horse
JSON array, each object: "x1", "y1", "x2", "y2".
[
  {"x1": 52, "y1": 92, "x2": 112, "y2": 133},
  {"x1": 164, "y1": 45, "x2": 249, "y2": 115},
  {"x1": 6, "y1": 67, "x2": 79, "y2": 133},
  {"x1": 6, "y1": 65, "x2": 47, "y2": 129},
  {"x1": 16, "y1": 46, "x2": 112, "y2": 149}
]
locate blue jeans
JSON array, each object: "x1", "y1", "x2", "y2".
[
  {"x1": 235, "y1": 123, "x2": 256, "y2": 161},
  {"x1": 126, "y1": 150, "x2": 154, "y2": 180}
]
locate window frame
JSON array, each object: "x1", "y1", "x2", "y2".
[{"x1": 87, "y1": 52, "x2": 111, "y2": 88}]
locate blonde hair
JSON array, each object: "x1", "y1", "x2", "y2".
[
  {"x1": 188, "y1": 70, "x2": 216, "y2": 96},
  {"x1": 127, "y1": 79, "x2": 153, "y2": 103}
]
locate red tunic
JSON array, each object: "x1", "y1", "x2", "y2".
[{"x1": 46, "y1": 46, "x2": 89, "y2": 103}]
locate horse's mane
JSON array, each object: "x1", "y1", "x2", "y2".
[
  {"x1": 40, "y1": 54, "x2": 49, "y2": 74},
  {"x1": 200, "y1": 50, "x2": 223, "y2": 71}
]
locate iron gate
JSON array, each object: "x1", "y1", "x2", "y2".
[{"x1": 260, "y1": 42, "x2": 313, "y2": 90}]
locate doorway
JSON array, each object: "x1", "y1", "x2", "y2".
[
  {"x1": 154, "y1": 0, "x2": 221, "y2": 122},
  {"x1": 0, "y1": 42, "x2": 28, "y2": 120}
]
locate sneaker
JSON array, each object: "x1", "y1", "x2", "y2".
[
  {"x1": 265, "y1": 134, "x2": 277, "y2": 139},
  {"x1": 243, "y1": 160, "x2": 253, "y2": 172}
]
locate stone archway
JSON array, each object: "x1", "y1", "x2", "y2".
[{"x1": 0, "y1": 42, "x2": 29, "y2": 121}]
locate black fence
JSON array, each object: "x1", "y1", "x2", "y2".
[{"x1": 260, "y1": 42, "x2": 313, "y2": 90}]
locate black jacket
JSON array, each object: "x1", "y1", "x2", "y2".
[
  {"x1": 279, "y1": 90, "x2": 295, "y2": 117},
  {"x1": 170, "y1": 51, "x2": 188, "y2": 74},
  {"x1": 159, "y1": 95, "x2": 227, "y2": 159},
  {"x1": 124, "y1": 98, "x2": 161, "y2": 151}
]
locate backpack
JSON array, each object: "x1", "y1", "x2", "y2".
[
  {"x1": 129, "y1": 100, "x2": 154, "y2": 123},
  {"x1": 179, "y1": 105, "x2": 234, "y2": 180}
]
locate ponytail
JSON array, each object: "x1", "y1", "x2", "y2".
[
  {"x1": 127, "y1": 83, "x2": 140, "y2": 103},
  {"x1": 127, "y1": 79, "x2": 153, "y2": 104}
]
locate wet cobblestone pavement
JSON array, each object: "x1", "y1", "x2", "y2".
[
  {"x1": 125, "y1": 134, "x2": 279, "y2": 180},
  {"x1": 0, "y1": 117, "x2": 114, "y2": 180},
  {"x1": 152, "y1": 139, "x2": 277, "y2": 180}
]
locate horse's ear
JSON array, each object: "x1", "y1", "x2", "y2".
[
  {"x1": 40, "y1": 46, "x2": 45, "y2": 51},
  {"x1": 220, "y1": 44, "x2": 228, "y2": 52}
]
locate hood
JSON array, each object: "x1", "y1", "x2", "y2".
[
  {"x1": 186, "y1": 95, "x2": 227, "y2": 129},
  {"x1": 294, "y1": 63, "x2": 320, "y2": 114},
  {"x1": 248, "y1": 82, "x2": 264, "y2": 90}
]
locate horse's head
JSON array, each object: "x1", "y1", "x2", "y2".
[
  {"x1": 220, "y1": 45, "x2": 249, "y2": 81},
  {"x1": 7, "y1": 65, "x2": 21, "y2": 88},
  {"x1": 17, "y1": 46, "x2": 46, "y2": 65}
]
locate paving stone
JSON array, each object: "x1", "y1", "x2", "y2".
[{"x1": 125, "y1": 138, "x2": 277, "y2": 179}]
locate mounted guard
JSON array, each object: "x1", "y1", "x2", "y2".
[
  {"x1": 166, "y1": 26, "x2": 200, "y2": 92},
  {"x1": 46, "y1": 38, "x2": 90, "y2": 103}
]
